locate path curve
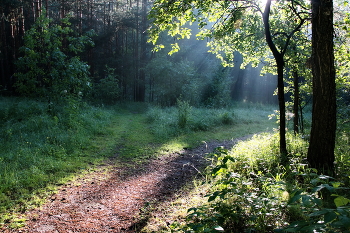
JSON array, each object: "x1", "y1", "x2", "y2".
[{"x1": 4, "y1": 137, "x2": 250, "y2": 233}]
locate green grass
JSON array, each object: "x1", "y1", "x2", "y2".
[
  {"x1": 0, "y1": 97, "x2": 116, "y2": 223},
  {"x1": 138, "y1": 102, "x2": 350, "y2": 233},
  {"x1": 146, "y1": 103, "x2": 277, "y2": 146},
  {"x1": 0, "y1": 98, "x2": 278, "y2": 228}
]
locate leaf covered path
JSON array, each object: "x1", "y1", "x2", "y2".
[{"x1": 7, "y1": 138, "x2": 242, "y2": 233}]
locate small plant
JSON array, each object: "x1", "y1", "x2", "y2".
[
  {"x1": 181, "y1": 133, "x2": 312, "y2": 232},
  {"x1": 92, "y1": 65, "x2": 120, "y2": 104},
  {"x1": 220, "y1": 112, "x2": 235, "y2": 125},
  {"x1": 177, "y1": 98, "x2": 191, "y2": 128}
]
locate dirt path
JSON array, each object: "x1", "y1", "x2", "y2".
[{"x1": 4, "y1": 138, "x2": 249, "y2": 233}]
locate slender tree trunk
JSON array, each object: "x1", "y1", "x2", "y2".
[
  {"x1": 263, "y1": 0, "x2": 288, "y2": 157},
  {"x1": 138, "y1": 0, "x2": 147, "y2": 102},
  {"x1": 0, "y1": 8, "x2": 6, "y2": 89},
  {"x1": 293, "y1": 70, "x2": 300, "y2": 134},
  {"x1": 307, "y1": 0, "x2": 336, "y2": 175},
  {"x1": 276, "y1": 63, "x2": 287, "y2": 157},
  {"x1": 134, "y1": 0, "x2": 141, "y2": 101}
]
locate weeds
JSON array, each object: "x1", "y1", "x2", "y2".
[
  {"x1": 177, "y1": 132, "x2": 350, "y2": 233},
  {"x1": 146, "y1": 102, "x2": 275, "y2": 140},
  {"x1": 0, "y1": 97, "x2": 115, "y2": 225},
  {"x1": 177, "y1": 98, "x2": 191, "y2": 128}
]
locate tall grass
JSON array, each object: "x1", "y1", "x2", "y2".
[
  {"x1": 146, "y1": 102, "x2": 276, "y2": 140},
  {"x1": 0, "y1": 97, "x2": 115, "y2": 220}
]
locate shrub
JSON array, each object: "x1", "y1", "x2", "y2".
[
  {"x1": 15, "y1": 13, "x2": 93, "y2": 100},
  {"x1": 177, "y1": 98, "x2": 192, "y2": 128},
  {"x1": 220, "y1": 112, "x2": 235, "y2": 125},
  {"x1": 92, "y1": 66, "x2": 121, "y2": 104}
]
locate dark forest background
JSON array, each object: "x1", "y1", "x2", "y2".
[{"x1": 0, "y1": 0, "x2": 277, "y2": 106}]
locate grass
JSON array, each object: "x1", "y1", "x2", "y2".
[
  {"x1": 146, "y1": 102, "x2": 276, "y2": 145},
  {"x1": 0, "y1": 97, "x2": 278, "y2": 229},
  {"x1": 0, "y1": 97, "x2": 116, "y2": 223},
  {"x1": 4, "y1": 98, "x2": 347, "y2": 232},
  {"x1": 146, "y1": 132, "x2": 350, "y2": 232}
]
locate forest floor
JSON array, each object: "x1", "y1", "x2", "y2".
[{"x1": 2, "y1": 137, "x2": 251, "y2": 233}]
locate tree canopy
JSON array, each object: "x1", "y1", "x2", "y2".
[{"x1": 149, "y1": 0, "x2": 311, "y2": 157}]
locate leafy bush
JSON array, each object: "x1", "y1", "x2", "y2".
[
  {"x1": 177, "y1": 98, "x2": 192, "y2": 128},
  {"x1": 277, "y1": 177, "x2": 350, "y2": 233},
  {"x1": 15, "y1": 12, "x2": 94, "y2": 100},
  {"x1": 176, "y1": 132, "x2": 350, "y2": 233},
  {"x1": 92, "y1": 66, "x2": 121, "y2": 104},
  {"x1": 220, "y1": 112, "x2": 235, "y2": 125}
]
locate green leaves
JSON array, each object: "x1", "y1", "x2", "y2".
[
  {"x1": 333, "y1": 195, "x2": 350, "y2": 208},
  {"x1": 282, "y1": 174, "x2": 350, "y2": 233},
  {"x1": 15, "y1": 13, "x2": 93, "y2": 100}
]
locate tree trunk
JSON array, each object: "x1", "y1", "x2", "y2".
[
  {"x1": 263, "y1": 0, "x2": 288, "y2": 157},
  {"x1": 307, "y1": 0, "x2": 336, "y2": 175},
  {"x1": 138, "y1": 0, "x2": 147, "y2": 102},
  {"x1": 293, "y1": 70, "x2": 300, "y2": 134},
  {"x1": 276, "y1": 62, "x2": 287, "y2": 157}
]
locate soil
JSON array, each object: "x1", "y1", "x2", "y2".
[{"x1": 3, "y1": 137, "x2": 250, "y2": 233}]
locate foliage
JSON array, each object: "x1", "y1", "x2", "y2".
[
  {"x1": 173, "y1": 132, "x2": 350, "y2": 232},
  {"x1": 92, "y1": 65, "x2": 121, "y2": 104},
  {"x1": 14, "y1": 13, "x2": 94, "y2": 100},
  {"x1": 177, "y1": 98, "x2": 192, "y2": 128},
  {"x1": 277, "y1": 177, "x2": 350, "y2": 233},
  {"x1": 149, "y1": 0, "x2": 310, "y2": 69},
  {"x1": 202, "y1": 67, "x2": 233, "y2": 108},
  {"x1": 146, "y1": 55, "x2": 198, "y2": 106}
]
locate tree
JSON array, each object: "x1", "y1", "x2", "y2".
[
  {"x1": 149, "y1": 0, "x2": 309, "y2": 157},
  {"x1": 307, "y1": 0, "x2": 336, "y2": 175},
  {"x1": 15, "y1": 13, "x2": 94, "y2": 100}
]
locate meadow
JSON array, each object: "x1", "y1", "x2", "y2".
[
  {"x1": 1, "y1": 97, "x2": 349, "y2": 232},
  {"x1": 0, "y1": 97, "x2": 276, "y2": 227}
]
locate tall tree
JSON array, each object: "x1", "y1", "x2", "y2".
[
  {"x1": 307, "y1": 0, "x2": 336, "y2": 174},
  {"x1": 149, "y1": 0, "x2": 309, "y2": 157}
]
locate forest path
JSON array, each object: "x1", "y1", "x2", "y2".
[
  {"x1": 5, "y1": 109, "x2": 254, "y2": 233},
  {"x1": 8, "y1": 135, "x2": 249, "y2": 233},
  {"x1": 11, "y1": 137, "x2": 250, "y2": 233}
]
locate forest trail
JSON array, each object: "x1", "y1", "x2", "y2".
[
  {"x1": 4, "y1": 110, "x2": 249, "y2": 233},
  {"x1": 5, "y1": 138, "x2": 248, "y2": 233}
]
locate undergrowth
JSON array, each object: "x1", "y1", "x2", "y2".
[
  {"x1": 169, "y1": 132, "x2": 350, "y2": 233},
  {"x1": 146, "y1": 101, "x2": 275, "y2": 140}
]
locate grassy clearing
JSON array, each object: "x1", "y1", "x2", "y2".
[
  {"x1": 0, "y1": 97, "x2": 116, "y2": 224},
  {"x1": 0, "y1": 98, "x2": 278, "y2": 228},
  {"x1": 146, "y1": 102, "x2": 277, "y2": 146}
]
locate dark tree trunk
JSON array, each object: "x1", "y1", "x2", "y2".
[
  {"x1": 276, "y1": 62, "x2": 287, "y2": 157},
  {"x1": 307, "y1": 0, "x2": 336, "y2": 175},
  {"x1": 293, "y1": 70, "x2": 300, "y2": 134},
  {"x1": 138, "y1": 0, "x2": 147, "y2": 102},
  {"x1": 263, "y1": 0, "x2": 288, "y2": 157}
]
